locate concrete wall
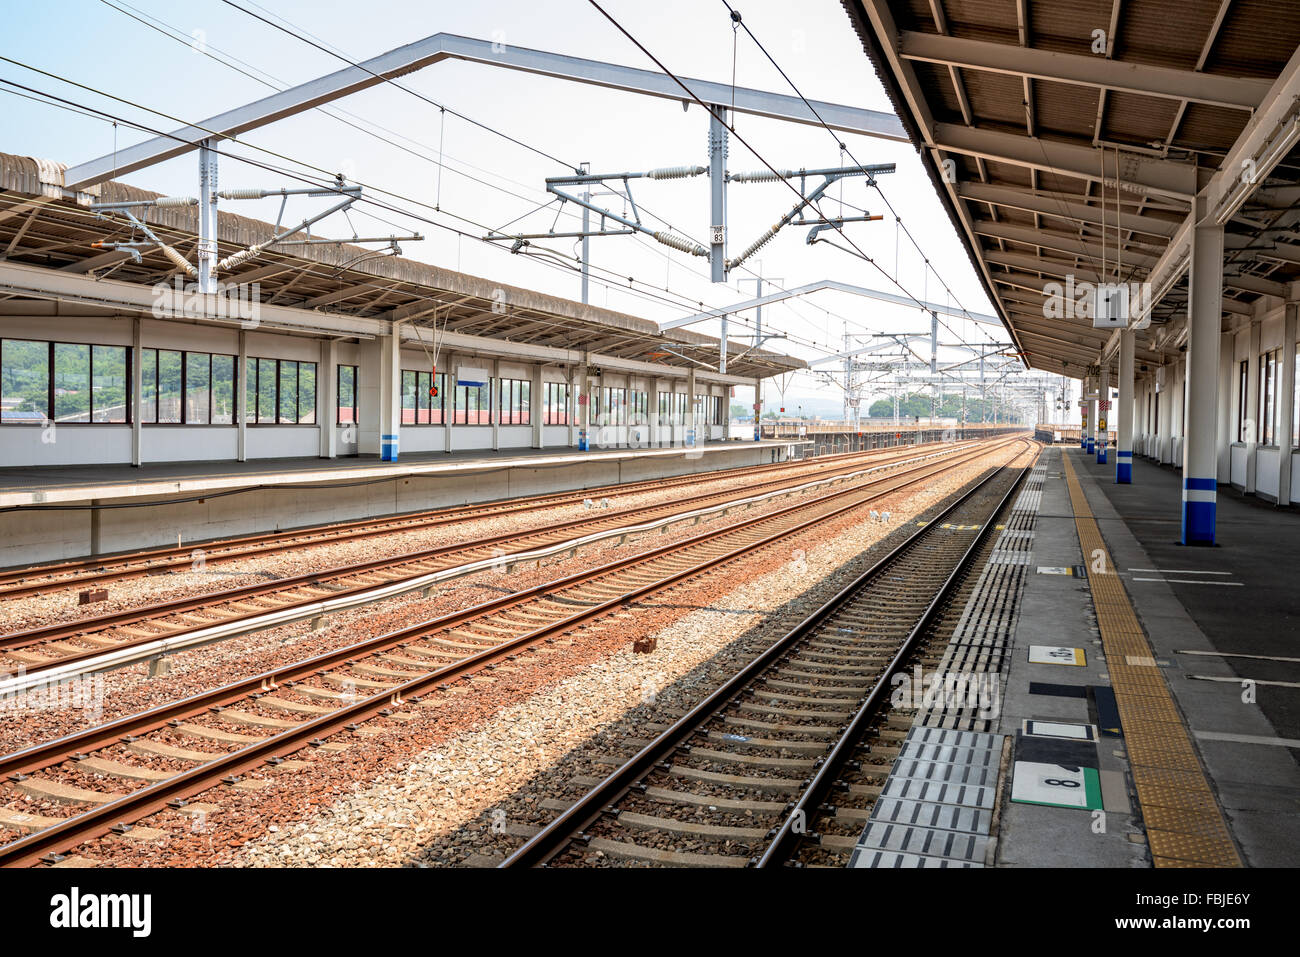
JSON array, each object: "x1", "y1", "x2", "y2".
[{"x1": 0, "y1": 444, "x2": 787, "y2": 567}]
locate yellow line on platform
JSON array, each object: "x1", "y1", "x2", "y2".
[{"x1": 1059, "y1": 451, "x2": 1241, "y2": 868}]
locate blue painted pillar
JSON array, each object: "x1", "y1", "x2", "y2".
[
  {"x1": 1096, "y1": 364, "x2": 1109, "y2": 465},
  {"x1": 1181, "y1": 196, "x2": 1223, "y2": 545},
  {"x1": 1116, "y1": 329, "x2": 1134, "y2": 483}
]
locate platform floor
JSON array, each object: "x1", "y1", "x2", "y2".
[
  {"x1": 851, "y1": 445, "x2": 1299, "y2": 868},
  {"x1": 0, "y1": 439, "x2": 802, "y2": 507}
]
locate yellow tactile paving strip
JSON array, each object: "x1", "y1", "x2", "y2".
[{"x1": 1060, "y1": 452, "x2": 1241, "y2": 868}]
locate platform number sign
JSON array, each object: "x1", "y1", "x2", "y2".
[{"x1": 1011, "y1": 761, "x2": 1103, "y2": 810}]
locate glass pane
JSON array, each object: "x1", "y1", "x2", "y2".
[
  {"x1": 257, "y1": 358, "x2": 277, "y2": 424},
  {"x1": 431, "y1": 373, "x2": 445, "y2": 424},
  {"x1": 156, "y1": 350, "x2": 182, "y2": 423},
  {"x1": 278, "y1": 360, "x2": 298, "y2": 424},
  {"x1": 90, "y1": 345, "x2": 128, "y2": 423},
  {"x1": 52, "y1": 342, "x2": 90, "y2": 422},
  {"x1": 211, "y1": 355, "x2": 234, "y2": 424},
  {"x1": 401, "y1": 370, "x2": 416, "y2": 424},
  {"x1": 185, "y1": 352, "x2": 210, "y2": 425},
  {"x1": 339, "y1": 366, "x2": 356, "y2": 424},
  {"x1": 141, "y1": 348, "x2": 157, "y2": 424},
  {"x1": 244, "y1": 357, "x2": 257, "y2": 424},
  {"x1": 1, "y1": 339, "x2": 50, "y2": 423},
  {"x1": 298, "y1": 361, "x2": 316, "y2": 424}
]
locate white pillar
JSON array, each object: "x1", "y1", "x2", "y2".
[
  {"x1": 1244, "y1": 320, "x2": 1261, "y2": 492},
  {"x1": 1116, "y1": 330, "x2": 1134, "y2": 483},
  {"x1": 1181, "y1": 196, "x2": 1223, "y2": 545},
  {"x1": 574, "y1": 360, "x2": 588, "y2": 450},
  {"x1": 320, "y1": 339, "x2": 337, "y2": 459},
  {"x1": 686, "y1": 367, "x2": 697, "y2": 447},
  {"x1": 1097, "y1": 363, "x2": 1110, "y2": 464},
  {"x1": 753, "y1": 376, "x2": 762, "y2": 442},
  {"x1": 236, "y1": 329, "x2": 247, "y2": 462},
  {"x1": 491, "y1": 358, "x2": 500, "y2": 452},
  {"x1": 380, "y1": 334, "x2": 400, "y2": 461},
  {"x1": 1278, "y1": 303, "x2": 1297, "y2": 505},
  {"x1": 131, "y1": 316, "x2": 142, "y2": 467},
  {"x1": 1215, "y1": 330, "x2": 1233, "y2": 483},
  {"x1": 531, "y1": 363, "x2": 545, "y2": 450}
]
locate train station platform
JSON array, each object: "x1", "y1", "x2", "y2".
[
  {"x1": 851, "y1": 445, "x2": 1300, "y2": 869},
  {"x1": 0, "y1": 439, "x2": 804, "y2": 567}
]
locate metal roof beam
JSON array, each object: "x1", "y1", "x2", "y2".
[
  {"x1": 661, "y1": 278, "x2": 1001, "y2": 331},
  {"x1": 897, "y1": 31, "x2": 1270, "y2": 110},
  {"x1": 64, "y1": 34, "x2": 904, "y2": 190},
  {"x1": 958, "y1": 182, "x2": 1181, "y2": 238},
  {"x1": 974, "y1": 220, "x2": 1161, "y2": 269},
  {"x1": 932, "y1": 123, "x2": 1198, "y2": 201}
]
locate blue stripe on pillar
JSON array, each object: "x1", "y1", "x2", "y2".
[
  {"x1": 1115, "y1": 450, "x2": 1132, "y2": 484},
  {"x1": 1181, "y1": 499, "x2": 1216, "y2": 545},
  {"x1": 1097, "y1": 443, "x2": 1108, "y2": 464},
  {"x1": 1184, "y1": 477, "x2": 1217, "y2": 491},
  {"x1": 381, "y1": 433, "x2": 398, "y2": 462}
]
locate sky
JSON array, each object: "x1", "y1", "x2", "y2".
[{"x1": 0, "y1": 0, "x2": 1061, "y2": 417}]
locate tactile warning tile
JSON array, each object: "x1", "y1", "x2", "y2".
[
  {"x1": 1060, "y1": 453, "x2": 1241, "y2": 869},
  {"x1": 1146, "y1": 829, "x2": 1243, "y2": 867}
]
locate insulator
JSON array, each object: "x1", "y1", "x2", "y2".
[
  {"x1": 653, "y1": 231, "x2": 708, "y2": 257},
  {"x1": 730, "y1": 169, "x2": 794, "y2": 183},
  {"x1": 647, "y1": 165, "x2": 706, "y2": 180},
  {"x1": 152, "y1": 196, "x2": 198, "y2": 207},
  {"x1": 217, "y1": 189, "x2": 268, "y2": 200},
  {"x1": 161, "y1": 244, "x2": 198, "y2": 278},
  {"x1": 728, "y1": 224, "x2": 779, "y2": 270},
  {"x1": 216, "y1": 243, "x2": 267, "y2": 273}
]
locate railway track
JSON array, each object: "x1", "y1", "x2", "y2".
[
  {"x1": 0, "y1": 437, "x2": 1028, "y2": 867},
  {"x1": 498, "y1": 455, "x2": 1028, "y2": 868},
  {"x1": 0, "y1": 441, "x2": 987, "y2": 682},
  {"x1": 0, "y1": 441, "x2": 962, "y2": 601}
]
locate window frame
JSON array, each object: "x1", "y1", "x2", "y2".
[
  {"x1": 245, "y1": 356, "x2": 318, "y2": 426},
  {"x1": 337, "y1": 364, "x2": 359, "y2": 426},
  {"x1": 1, "y1": 338, "x2": 132, "y2": 426},
  {"x1": 1259, "y1": 349, "x2": 1280, "y2": 446}
]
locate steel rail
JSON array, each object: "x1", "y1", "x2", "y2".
[
  {"x1": 0, "y1": 442, "x2": 984, "y2": 682},
  {"x1": 0, "y1": 443, "x2": 938, "y2": 596},
  {"x1": 499, "y1": 458, "x2": 1027, "y2": 867},
  {"x1": 0, "y1": 440, "x2": 1027, "y2": 867}
]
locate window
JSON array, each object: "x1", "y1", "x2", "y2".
[
  {"x1": 1294, "y1": 352, "x2": 1299, "y2": 447},
  {"x1": 1259, "y1": 349, "x2": 1280, "y2": 446},
  {"x1": 658, "y1": 391, "x2": 672, "y2": 424},
  {"x1": 1153, "y1": 392, "x2": 1159, "y2": 434},
  {"x1": 1, "y1": 339, "x2": 130, "y2": 425},
  {"x1": 138, "y1": 347, "x2": 235, "y2": 425},
  {"x1": 598, "y1": 386, "x2": 626, "y2": 425},
  {"x1": 245, "y1": 357, "x2": 317, "y2": 425},
  {"x1": 498, "y1": 377, "x2": 531, "y2": 425},
  {"x1": 338, "y1": 365, "x2": 358, "y2": 425},
  {"x1": 629, "y1": 390, "x2": 648, "y2": 422},
  {"x1": 401, "y1": 370, "x2": 446, "y2": 424},
  {"x1": 1237, "y1": 359, "x2": 1250, "y2": 442},
  {"x1": 454, "y1": 379, "x2": 491, "y2": 424},
  {"x1": 676, "y1": 393, "x2": 688, "y2": 426},
  {"x1": 543, "y1": 382, "x2": 569, "y2": 425}
]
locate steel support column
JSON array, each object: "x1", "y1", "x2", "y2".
[
  {"x1": 1182, "y1": 197, "x2": 1224, "y2": 545},
  {"x1": 1278, "y1": 304, "x2": 1298, "y2": 505},
  {"x1": 379, "y1": 334, "x2": 400, "y2": 462},
  {"x1": 1097, "y1": 363, "x2": 1110, "y2": 465},
  {"x1": 1116, "y1": 330, "x2": 1134, "y2": 483},
  {"x1": 197, "y1": 140, "x2": 219, "y2": 295},
  {"x1": 708, "y1": 106, "x2": 728, "y2": 283}
]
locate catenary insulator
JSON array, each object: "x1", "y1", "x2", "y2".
[
  {"x1": 216, "y1": 243, "x2": 267, "y2": 273},
  {"x1": 161, "y1": 245, "x2": 198, "y2": 278},
  {"x1": 729, "y1": 169, "x2": 794, "y2": 183},
  {"x1": 152, "y1": 196, "x2": 198, "y2": 208},
  {"x1": 652, "y1": 231, "x2": 708, "y2": 256},
  {"x1": 728, "y1": 224, "x2": 780, "y2": 270},
  {"x1": 217, "y1": 189, "x2": 269, "y2": 200},
  {"x1": 647, "y1": 165, "x2": 707, "y2": 180}
]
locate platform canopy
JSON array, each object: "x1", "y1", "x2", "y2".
[
  {"x1": 0, "y1": 153, "x2": 803, "y2": 383},
  {"x1": 844, "y1": 0, "x2": 1300, "y2": 376}
]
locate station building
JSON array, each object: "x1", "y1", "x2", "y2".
[
  {"x1": 847, "y1": 0, "x2": 1300, "y2": 532},
  {"x1": 0, "y1": 152, "x2": 802, "y2": 470}
]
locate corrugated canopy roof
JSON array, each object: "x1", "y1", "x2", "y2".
[
  {"x1": 843, "y1": 0, "x2": 1300, "y2": 376},
  {"x1": 0, "y1": 152, "x2": 804, "y2": 380}
]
